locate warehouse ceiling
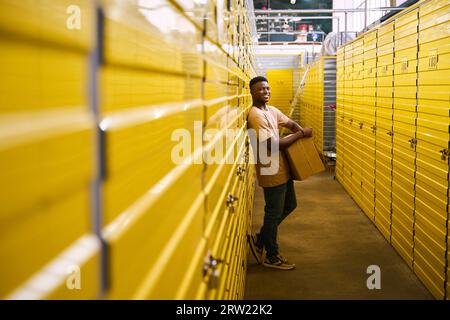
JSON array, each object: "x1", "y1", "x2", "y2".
[{"x1": 253, "y1": 0, "x2": 333, "y2": 43}]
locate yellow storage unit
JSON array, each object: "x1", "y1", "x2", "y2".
[
  {"x1": 0, "y1": 1, "x2": 100, "y2": 299},
  {"x1": 99, "y1": 0, "x2": 256, "y2": 300},
  {"x1": 360, "y1": 29, "x2": 378, "y2": 222},
  {"x1": 391, "y1": 8, "x2": 418, "y2": 268},
  {"x1": 350, "y1": 37, "x2": 364, "y2": 209},
  {"x1": 266, "y1": 69, "x2": 294, "y2": 116},
  {"x1": 374, "y1": 20, "x2": 394, "y2": 243},
  {"x1": 342, "y1": 43, "x2": 354, "y2": 196},
  {"x1": 297, "y1": 57, "x2": 336, "y2": 156},
  {"x1": 0, "y1": 0, "x2": 256, "y2": 300},
  {"x1": 99, "y1": 0, "x2": 206, "y2": 299},
  {"x1": 336, "y1": 0, "x2": 449, "y2": 300},
  {"x1": 413, "y1": 0, "x2": 450, "y2": 300}
]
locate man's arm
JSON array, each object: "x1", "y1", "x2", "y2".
[
  {"x1": 284, "y1": 119, "x2": 312, "y2": 137},
  {"x1": 266, "y1": 119, "x2": 313, "y2": 151},
  {"x1": 264, "y1": 130, "x2": 303, "y2": 151}
]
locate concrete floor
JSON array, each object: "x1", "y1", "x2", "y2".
[{"x1": 244, "y1": 171, "x2": 433, "y2": 300}]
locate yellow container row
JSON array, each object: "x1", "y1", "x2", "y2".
[
  {"x1": 0, "y1": 0, "x2": 257, "y2": 299},
  {"x1": 336, "y1": 0, "x2": 450, "y2": 300},
  {"x1": 296, "y1": 56, "x2": 336, "y2": 154}
]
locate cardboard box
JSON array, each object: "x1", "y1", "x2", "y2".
[{"x1": 285, "y1": 136, "x2": 325, "y2": 180}]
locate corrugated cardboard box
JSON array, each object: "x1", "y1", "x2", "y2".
[{"x1": 285, "y1": 136, "x2": 325, "y2": 180}]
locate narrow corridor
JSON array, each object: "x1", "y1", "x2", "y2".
[{"x1": 245, "y1": 172, "x2": 433, "y2": 300}]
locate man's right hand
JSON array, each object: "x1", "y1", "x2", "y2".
[{"x1": 302, "y1": 127, "x2": 313, "y2": 137}]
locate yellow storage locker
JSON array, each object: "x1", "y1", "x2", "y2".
[
  {"x1": 374, "y1": 21, "x2": 394, "y2": 242},
  {"x1": 413, "y1": 0, "x2": 450, "y2": 300},
  {"x1": 342, "y1": 43, "x2": 354, "y2": 194},
  {"x1": 0, "y1": 1, "x2": 98, "y2": 299},
  {"x1": 266, "y1": 69, "x2": 294, "y2": 116},
  {"x1": 100, "y1": 0, "x2": 208, "y2": 299},
  {"x1": 350, "y1": 37, "x2": 365, "y2": 208},
  {"x1": 359, "y1": 29, "x2": 378, "y2": 221},
  {"x1": 391, "y1": 8, "x2": 419, "y2": 268}
]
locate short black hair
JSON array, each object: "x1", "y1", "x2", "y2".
[{"x1": 249, "y1": 76, "x2": 268, "y2": 89}]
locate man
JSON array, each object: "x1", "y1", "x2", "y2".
[{"x1": 247, "y1": 76, "x2": 312, "y2": 270}]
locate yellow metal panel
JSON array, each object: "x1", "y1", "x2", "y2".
[
  {"x1": 100, "y1": 66, "x2": 199, "y2": 112},
  {"x1": 104, "y1": 158, "x2": 204, "y2": 299},
  {"x1": 416, "y1": 121, "x2": 448, "y2": 152},
  {"x1": 415, "y1": 202, "x2": 447, "y2": 247},
  {"x1": 0, "y1": 112, "x2": 94, "y2": 219},
  {"x1": 394, "y1": 49, "x2": 417, "y2": 74},
  {"x1": 374, "y1": 214, "x2": 391, "y2": 241},
  {"x1": 266, "y1": 69, "x2": 293, "y2": 115},
  {"x1": 395, "y1": 33, "x2": 418, "y2": 54},
  {"x1": 4, "y1": 235, "x2": 100, "y2": 300},
  {"x1": 392, "y1": 195, "x2": 414, "y2": 228},
  {"x1": 102, "y1": 102, "x2": 203, "y2": 225},
  {"x1": 391, "y1": 230, "x2": 413, "y2": 266},
  {"x1": 0, "y1": 190, "x2": 91, "y2": 298},
  {"x1": 378, "y1": 21, "x2": 394, "y2": 37},
  {"x1": 395, "y1": 9, "x2": 418, "y2": 39},
  {"x1": 205, "y1": 59, "x2": 229, "y2": 83},
  {"x1": 419, "y1": 3, "x2": 450, "y2": 35},
  {"x1": 392, "y1": 155, "x2": 414, "y2": 187},
  {"x1": 418, "y1": 68, "x2": 450, "y2": 86},
  {"x1": 104, "y1": 0, "x2": 203, "y2": 75},
  {"x1": 414, "y1": 247, "x2": 445, "y2": 299},
  {"x1": 392, "y1": 206, "x2": 414, "y2": 235},
  {"x1": 377, "y1": 62, "x2": 393, "y2": 83},
  {"x1": 416, "y1": 173, "x2": 447, "y2": 214},
  {"x1": 419, "y1": 0, "x2": 450, "y2": 17},
  {"x1": 393, "y1": 96, "x2": 416, "y2": 111},
  {"x1": 0, "y1": 40, "x2": 89, "y2": 114},
  {"x1": 0, "y1": 0, "x2": 94, "y2": 50},
  {"x1": 418, "y1": 30, "x2": 450, "y2": 57},
  {"x1": 417, "y1": 98, "x2": 449, "y2": 117},
  {"x1": 414, "y1": 223, "x2": 446, "y2": 272}
]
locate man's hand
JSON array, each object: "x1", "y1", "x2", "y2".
[{"x1": 302, "y1": 127, "x2": 313, "y2": 137}]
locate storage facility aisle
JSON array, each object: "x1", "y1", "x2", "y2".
[
  {"x1": 245, "y1": 172, "x2": 433, "y2": 300},
  {"x1": 0, "y1": 0, "x2": 449, "y2": 301}
]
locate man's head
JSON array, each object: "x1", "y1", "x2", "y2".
[{"x1": 250, "y1": 76, "x2": 270, "y2": 104}]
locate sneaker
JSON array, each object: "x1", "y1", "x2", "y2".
[
  {"x1": 248, "y1": 234, "x2": 263, "y2": 264},
  {"x1": 277, "y1": 254, "x2": 289, "y2": 264},
  {"x1": 263, "y1": 255, "x2": 295, "y2": 270}
]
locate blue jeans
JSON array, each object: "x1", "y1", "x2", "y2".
[{"x1": 257, "y1": 179, "x2": 297, "y2": 258}]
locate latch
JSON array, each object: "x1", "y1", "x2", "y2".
[
  {"x1": 408, "y1": 138, "x2": 417, "y2": 149},
  {"x1": 202, "y1": 252, "x2": 223, "y2": 289},
  {"x1": 242, "y1": 151, "x2": 249, "y2": 164},
  {"x1": 371, "y1": 125, "x2": 376, "y2": 133},
  {"x1": 226, "y1": 193, "x2": 239, "y2": 213},
  {"x1": 349, "y1": 118, "x2": 353, "y2": 124},
  {"x1": 439, "y1": 148, "x2": 449, "y2": 160},
  {"x1": 236, "y1": 166, "x2": 246, "y2": 180},
  {"x1": 359, "y1": 122, "x2": 364, "y2": 129}
]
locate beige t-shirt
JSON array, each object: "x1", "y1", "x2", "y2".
[{"x1": 247, "y1": 105, "x2": 291, "y2": 188}]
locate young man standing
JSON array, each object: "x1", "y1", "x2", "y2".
[{"x1": 247, "y1": 76, "x2": 312, "y2": 270}]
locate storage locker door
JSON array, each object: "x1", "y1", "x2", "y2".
[{"x1": 413, "y1": 0, "x2": 450, "y2": 300}]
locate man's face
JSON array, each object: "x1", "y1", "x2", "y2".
[{"x1": 251, "y1": 81, "x2": 270, "y2": 103}]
